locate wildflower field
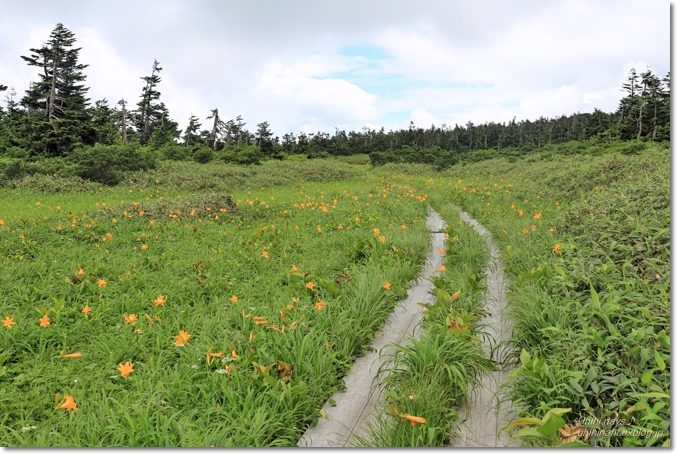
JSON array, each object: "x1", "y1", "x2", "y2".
[{"x1": 0, "y1": 144, "x2": 671, "y2": 447}]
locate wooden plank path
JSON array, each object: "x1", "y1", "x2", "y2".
[
  {"x1": 449, "y1": 206, "x2": 515, "y2": 447},
  {"x1": 298, "y1": 208, "x2": 446, "y2": 447},
  {"x1": 297, "y1": 206, "x2": 515, "y2": 447}
]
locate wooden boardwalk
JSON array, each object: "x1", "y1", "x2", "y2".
[
  {"x1": 298, "y1": 209, "x2": 446, "y2": 447},
  {"x1": 298, "y1": 206, "x2": 514, "y2": 447},
  {"x1": 449, "y1": 207, "x2": 514, "y2": 447}
]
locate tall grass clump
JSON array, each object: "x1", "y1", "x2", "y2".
[
  {"x1": 353, "y1": 187, "x2": 494, "y2": 447},
  {"x1": 438, "y1": 143, "x2": 670, "y2": 447}
]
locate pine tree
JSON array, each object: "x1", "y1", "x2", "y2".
[
  {"x1": 134, "y1": 59, "x2": 178, "y2": 147},
  {"x1": 182, "y1": 114, "x2": 201, "y2": 147},
  {"x1": 20, "y1": 23, "x2": 90, "y2": 155}
]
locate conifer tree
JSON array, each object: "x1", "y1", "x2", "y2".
[{"x1": 20, "y1": 23, "x2": 90, "y2": 155}]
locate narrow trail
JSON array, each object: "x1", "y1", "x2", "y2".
[
  {"x1": 297, "y1": 205, "x2": 513, "y2": 447},
  {"x1": 449, "y1": 205, "x2": 514, "y2": 447}
]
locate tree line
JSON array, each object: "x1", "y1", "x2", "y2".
[{"x1": 0, "y1": 23, "x2": 670, "y2": 172}]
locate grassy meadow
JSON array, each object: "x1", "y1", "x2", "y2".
[{"x1": 0, "y1": 143, "x2": 671, "y2": 447}]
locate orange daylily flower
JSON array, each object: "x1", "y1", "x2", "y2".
[
  {"x1": 290, "y1": 265, "x2": 298, "y2": 273},
  {"x1": 249, "y1": 331, "x2": 256, "y2": 342},
  {"x1": 553, "y1": 243, "x2": 562, "y2": 254},
  {"x1": 58, "y1": 394, "x2": 78, "y2": 413},
  {"x1": 390, "y1": 404, "x2": 426, "y2": 426},
  {"x1": 518, "y1": 210, "x2": 524, "y2": 217},
  {"x1": 373, "y1": 228, "x2": 380, "y2": 235},
  {"x1": 175, "y1": 330, "x2": 191, "y2": 346},
  {"x1": 315, "y1": 300, "x2": 325, "y2": 310},
  {"x1": 231, "y1": 349, "x2": 238, "y2": 359},
  {"x1": 77, "y1": 268, "x2": 86, "y2": 276},
  {"x1": 206, "y1": 346, "x2": 224, "y2": 365},
  {"x1": 117, "y1": 361, "x2": 134, "y2": 380},
  {"x1": 60, "y1": 350, "x2": 83, "y2": 358},
  {"x1": 141, "y1": 244, "x2": 149, "y2": 251},
  {"x1": 383, "y1": 281, "x2": 391, "y2": 291},
  {"x1": 154, "y1": 295, "x2": 166, "y2": 307},
  {"x1": 3, "y1": 315, "x2": 16, "y2": 329},
  {"x1": 439, "y1": 248, "x2": 446, "y2": 255},
  {"x1": 261, "y1": 250, "x2": 269, "y2": 259},
  {"x1": 229, "y1": 295, "x2": 238, "y2": 303},
  {"x1": 533, "y1": 212, "x2": 542, "y2": 219},
  {"x1": 439, "y1": 264, "x2": 446, "y2": 272},
  {"x1": 316, "y1": 226, "x2": 322, "y2": 233},
  {"x1": 97, "y1": 279, "x2": 107, "y2": 288},
  {"x1": 306, "y1": 281, "x2": 315, "y2": 290},
  {"x1": 379, "y1": 235, "x2": 386, "y2": 243},
  {"x1": 522, "y1": 228, "x2": 529, "y2": 235},
  {"x1": 82, "y1": 305, "x2": 92, "y2": 318},
  {"x1": 530, "y1": 225, "x2": 536, "y2": 231},
  {"x1": 39, "y1": 315, "x2": 50, "y2": 328},
  {"x1": 124, "y1": 314, "x2": 138, "y2": 326}
]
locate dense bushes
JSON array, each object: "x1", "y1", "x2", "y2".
[{"x1": 68, "y1": 144, "x2": 157, "y2": 185}]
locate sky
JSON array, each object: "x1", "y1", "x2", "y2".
[{"x1": 0, "y1": 0, "x2": 670, "y2": 138}]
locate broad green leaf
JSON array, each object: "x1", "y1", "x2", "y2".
[
  {"x1": 537, "y1": 412, "x2": 566, "y2": 437},
  {"x1": 590, "y1": 285, "x2": 600, "y2": 309},
  {"x1": 654, "y1": 351, "x2": 666, "y2": 371},
  {"x1": 520, "y1": 349, "x2": 530, "y2": 366},
  {"x1": 515, "y1": 428, "x2": 550, "y2": 439},
  {"x1": 641, "y1": 370, "x2": 654, "y2": 385},
  {"x1": 656, "y1": 330, "x2": 670, "y2": 350},
  {"x1": 323, "y1": 281, "x2": 341, "y2": 298}
]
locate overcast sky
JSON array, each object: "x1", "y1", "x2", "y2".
[{"x1": 0, "y1": 0, "x2": 670, "y2": 137}]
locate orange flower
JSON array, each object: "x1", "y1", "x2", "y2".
[
  {"x1": 548, "y1": 228, "x2": 555, "y2": 235},
  {"x1": 306, "y1": 281, "x2": 315, "y2": 290},
  {"x1": 206, "y1": 346, "x2": 224, "y2": 365},
  {"x1": 58, "y1": 394, "x2": 78, "y2": 413},
  {"x1": 97, "y1": 279, "x2": 107, "y2": 288},
  {"x1": 290, "y1": 265, "x2": 298, "y2": 273},
  {"x1": 518, "y1": 210, "x2": 524, "y2": 217},
  {"x1": 77, "y1": 268, "x2": 86, "y2": 276},
  {"x1": 553, "y1": 243, "x2": 562, "y2": 254},
  {"x1": 530, "y1": 225, "x2": 536, "y2": 231},
  {"x1": 139, "y1": 211, "x2": 145, "y2": 217},
  {"x1": 141, "y1": 244, "x2": 149, "y2": 251},
  {"x1": 261, "y1": 250, "x2": 269, "y2": 259},
  {"x1": 39, "y1": 315, "x2": 50, "y2": 328},
  {"x1": 82, "y1": 305, "x2": 92, "y2": 318},
  {"x1": 229, "y1": 295, "x2": 238, "y2": 303},
  {"x1": 154, "y1": 295, "x2": 166, "y2": 307},
  {"x1": 379, "y1": 235, "x2": 386, "y2": 243},
  {"x1": 316, "y1": 226, "x2": 322, "y2": 233},
  {"x1": 60, "y1": 350, "x2": 83, "y2": 358},
  {"x1": 390, "y1": 404, "x2": 426, "y2": 426},
  {"x1": 383, "y1": 281, "x2": 391, "y2": 291},
  {"x1": 533, "y1": 212, "x2": 542, "y2": 219},
  {"x1": 522, "y1": 228, "x2": 529, "y2": 235},
  {"x1": 3, "y1": 315, "x2": 16, "y2": 329},
  {"x1": 403, "y1": 414, "x2": 427, "y2": 426},
  {"x1": 315, "y1": 300, "x2": 325, "y2": 310},
  {"x1": 124, "y1": 314, "x2": 138, "y2": 326},
  {"x1": 439, "y1": 264, "x2": 446, "y2": 272},
  {"x1": 117, "y1": 361, "x2": 134, "y2": 380},
  {"x1": 0, "y1": 220, "x2": 4, "y2": 225},
  {"x1": 439, "y1": 248, "x2": 446, "y2": 255},
  {"x1": 231, "y1": 349, "x2": 238, "y2": 359},
  {"x1": 175, "y1": 330, "x2": 191, "y2": 346}
]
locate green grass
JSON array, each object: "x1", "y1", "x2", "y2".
[
  {"x1": 353, "y1": 189, "x2": 494, "y2": 447},
  {"x1": 435, "y1": 144, "x2": 670, "y2": 447},
  {"x1": 0, "y1": 163, "x2": 434, "y2": 446}
]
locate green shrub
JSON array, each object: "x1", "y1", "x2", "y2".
[
  {"x1": 192, "y1": 146, "x2": 214, "y2": 164},
  {"x1": 161, "y1": 144, "x2": 193, "y2": 161},
  {"x1": 68, "y1": 144, "x2": 157, "y2": 185},
  {"x1": 219, "y1": 144, "x2": 262, "y2": 166}
]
